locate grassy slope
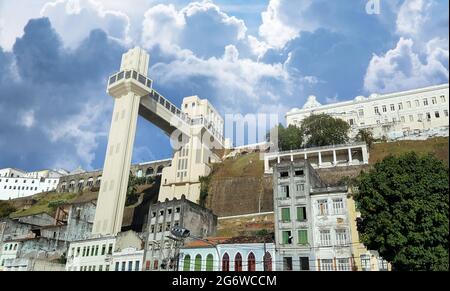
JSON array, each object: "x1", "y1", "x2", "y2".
[
  {"x1": 212, "y1": 152, "x2": 264, "y2": 179},
  {"x1": 370, "y1": 137, "x2": 449, "y2": 165}
]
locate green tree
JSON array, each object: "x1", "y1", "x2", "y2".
[
  {"x1": 268, "y1": 123, "x2": 303, "y2": 151},
  {"x1": 355, "y1": 129, "x2": 375, "y2": 149},
  {"x1": 0, "y1": 201, "x2": 16, "y2": 218},
  {"x1": 355, "y1": 152, "x2": 449, "y2": 271},
  {"x1": 300, "y1": 114, "x2": 350, "y2": 148}
]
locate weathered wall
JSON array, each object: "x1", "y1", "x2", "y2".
[
  {"x1": 207, "y1": 176, "x2": 273, "y2": 217},
  {"x1": 217, "y1": 213, "x2": 274, "y2": 237},
  {"x1": 315, "y1": 165, "x2": 371, "y2": 186}
]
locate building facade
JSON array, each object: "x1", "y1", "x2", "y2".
[
  {"x1": 0, "y1": 167, "x2": 62, "y2": 200},
  {"x1": 286, "y1": 83, "x2": 449, "y2": 140},
  {"x1": 143, "y1": 196, "x2": 217, "y2": 271},
  {"x1": 179, "y1": 240, "x2": 276, "y2": 271}
]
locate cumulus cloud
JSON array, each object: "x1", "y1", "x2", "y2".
[
  {"x1": 364, "y1": 37, "x2": 449, "y2": 93},
  {"x1": 40, "y1": 0, "x2": 131, "y2": 48},
  {"x1": 0, "y1": 18, "x2": 125, "y2": 171},
  {"x1": 141, "y1": 0, "x2": 247, "y2": 59}
]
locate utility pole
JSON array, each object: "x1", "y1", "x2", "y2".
[{"x1": 263, "y1": 239, "x2": 267, "y2": 271}]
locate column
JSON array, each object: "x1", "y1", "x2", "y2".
[
  {"x1": 264, "y1": 157, "x2": 270, "y2": 173},
  {"x1": 290, "y1": 154, "x2": 294, "y2": 162},
  {"x1": 333, "y1": 150, "x2": 337, "y2": 166},
  {"x1": 348, "y1": 148, "x2": 353, "y2": 165},
  {"x1": 361, "y1": 145, "x2": 369, "y2": 164},
  {"x1": 318, "y1": 152, "x2": 322, "y2": 167}
]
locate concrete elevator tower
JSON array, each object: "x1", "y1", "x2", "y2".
[
  {"x1": 92, "y1": 47, "x2": 150, "y2": 236},
  {"x1": 92, "y1": 47, "x2": 228, "y2": 236}
]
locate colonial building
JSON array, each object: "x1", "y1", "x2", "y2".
[
  {"x1": 142, "y1": 196, "x2": 217, "y2": 271},
  {"x1": 179, "y1": 237, "x2": 276, "y2": 271},
  {"x1": 286, "y1": 83, "x2": 449, "y2": 140},
  {"x1": 0, "y1": 167, "x2": 63, "y2": 200},
  {"x1": 272, "y1": 161, "x2": 388, "y2": 271}
]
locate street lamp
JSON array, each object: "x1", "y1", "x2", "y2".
[{"x1": 171, "y1": 226, "x2": 221, "y2": 271}]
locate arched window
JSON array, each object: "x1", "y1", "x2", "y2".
[
  {"x1": 222, "y1": 253, "x2": 230, "y2": 271},
  {"x1": 247, "y1": 252, "x2": 256, "y2": 271},
  {"x1": 183, "y1": 255, "x2": 191, "y2": 271},
  {"x1": 263, "y1": 252, "x2": 272, "y2": 271},
  {"x1": 146, "y1": 168, "x2": 154, "y2": 176},
  {"x1": 136, "y1": 170, "x2": 143, "y2": 178},
  {"x1": 157, "y1": 165, "x2": 164, "y2": 174},
  {"x1": 206, "y1": 254, "x2": 214, "y2": 271},
  {"x1": 194, "y1": 254, "x2": 202, "y2": 271},
  {"x1": 234, "y1": 253, "x2": 242, "y2": 272}
]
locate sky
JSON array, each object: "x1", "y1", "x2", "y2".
[{"x1": 0, "y1": 0, "x2": 448, "y2": 172}]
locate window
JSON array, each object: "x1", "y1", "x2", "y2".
[
  {"x1": 423, "y1": 98, "x2": 429, "y2": 106},
  {"x1": 374, "y1": 107, "x2": 379, "y2": 114},
  {"x1": 99, "y1": 265, "x2": 103, "y2": 272},
  {"x1": 206, "y1": 254, "x2": 214, "y2": 271},
  {"x1": 407, "y1": 101, "x2": 411, "y2": 108},
  {"x1": 409, "y1": 115, "x2": 414, "y2": 122},
  {"x1": 76, "y1": 247, "x2": 80, "y2": 257},
  {"x1": 222, "y1": 253, "x2": 230, "y2": 271},
  {"x1": 297, "y1": 207, "x2": 307, "y2": 221},
  {"x1": 382, "y1": 105, "x2": 387, "y2": 113},
  {"x1": 153, "y1": 260, "x2": 159, "y2": 270},
  {"x1": 150, "y1": 225, "x2": 155, "y2": 233},
  {"x1": 101, "y1": 244, "x2": 106, "y2": 256},
  {"x1": 108, "y1": 243, "x2": 113, "y2": 255},
  {"x1": 121, "y1": 262, "x2": 126, "y2": 271},
  {"x1": 280, "y1": 185, "x2": 290, "y2": 198},
  {"x1": 361, "y1": 255, "x2": 371, "y2": 271},
  {"x1": 234, "y1": 253, "x2": 242, "y2": 272},
  {"x1": 440, "y1": 95, "x2": 446, "y2": 103},
  {"x1": 320, "y1": 259, "x2": 334, "y2": 271},
  {"x1": 263, "y1": 252, "x2": 272, "y2": 271},
  {"x1": 333, "y1": 198, "x2": 344, "y2": 214},
  {"x1": 127, "y1": 261, "x2": 133, "y2": 271},
  {"x1": 194, "y1": 255, "x2": 202, "y2": 271},
  {"x1": 296, "y1": 183, "x2": 305, "y2": 193},
  {"x1": 115, "y1": 262, "x2": 120, "y2": 271},
  {"x1": 247, "y1": 253, "x2": 256, "y2": 271},
  {"x1": 426, "y1": 112, "x2": 431, "y2": 120},
  {"x1": 337, "y1": 258, "x2": 350, "y2": 271},
  {"x1": 432, "y1": 97, "x2": 437, "y2": 104},
  {"x1": 281, "y1": 208, "x2": 291, "y2": 222},
  {"x1": 390, "y1": 104, "x2": 395, "y2": 111},
  {"x1": 300, "y1": 257, "x2": 310, "y2": 271},
  {"x1": 283, "y1": 257, "x2": 293, "y2": 271},
  {"x1": 282, "y1": 231, "x2": 293, "y2": 245},
  {"x1": 298, "y1": 229, "x2": 308, "y2": 245},
  {"x1": 280, "y1": 171, "x2": 289, "y2": 178},
  {"x1": 91, "y1": 246, "x2": 95, "y2": 256},
  {"x1": 398, "y1": 103, "x2": 403, "y2": 110},
  {"x1": 335, "y1": 229, "x2": 348, "y2": 245},
  {"x1": 435, "y1": 111, "x2": 440, "y2": 118},
  {"x1": 418, "y1": 113, "x2": 423, "y2": 121},
  {"x1": 445, "y1": 110, "x2": 449, "y2": 117},
  {"x1": 94, "y1": 245, "x2": 99, "y2": 256},
  {"x1": 378, "y1": 259, "x2": 389, "y2": 271},
  {"x1": 82, "y1": 247, "x2": 87, "y2": 257},
  {"x1": 294, "y1": 169, "x2": 304, "y2": 176},
  {"x1": 415, "y1": 100, "x2": 420, "y2": 107},
  {"x1": 349, "y1": 119, "x2": 354, "y2": 126},
  {"x1": 105, "y1": 265, "x2": 110, "y2": 271},
  {"x1": 401, "y1": 116, "x2": 405, "y2": 123},
  {"x1": 358, "y1": 109, "x2": 364, "y2": 117},
  {"x1": 317, "y1": 200, "x2": 329, "y2": 216},
  {"x1": 319, "y1": 230, "x2": 331, "y2": 246}
]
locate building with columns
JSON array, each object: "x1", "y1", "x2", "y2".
[{"x1": 286, "y1": 83, "x2": 449, "y2": 140}]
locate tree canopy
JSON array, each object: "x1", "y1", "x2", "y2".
[
  {"x1": 300, "y1": 114, "x2": 350, "y2": 147},
  {"x1": 355, "y1": 152, "x2": 449, "y2": 271},
  {"x1": 355, "y1": 128, "x2": 375, "y2": 149},
  {"x1": 273, "y1": 124, "x2": 304, "y2": 151}
]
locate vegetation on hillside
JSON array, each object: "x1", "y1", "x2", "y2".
[
  {"x1": 0, "y1": 201, "x2": 16, "y2": 218},
  {"x1": 355, "y1": 129, "x2": 375, "y2": 149},
  {"x1": 355, "y1": 152, "x2": 449, "y2": 271}
]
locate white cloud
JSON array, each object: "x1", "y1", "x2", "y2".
[
  {"x1": 40, "y1": 0, "x2": 131, "y2": 48},
  {"x1": 258, "y1": 0, "x2": 317, "y2": 49},
  {"x1": 19, "y1": 110, "x2": 36, "y2": 128},
  {"x1": 396, "y1": 0, "x2": 431, "y2": 37},
  {"x1": 46, "y1": 101, "x2": 110, "y2": 169},
  {"x1": 364, "y1": 37, "x2": 449, "y2": 93}
]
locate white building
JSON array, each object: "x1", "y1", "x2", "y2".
[
  {"x1": 0, "y1": 167, "x2": 62, "y2": 200},
  {"x1": 286, "y1": 83, "x2": 449, "y2": 140},
  {"x1": 179, "y1": 239, "x2": 276, "y2": 271}
]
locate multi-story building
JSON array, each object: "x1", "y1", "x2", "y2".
[
  {"x1": 286, "y1": 83, "x2": 449, "y2": 140},
  {"x1": 0, "y1": 167, "x2": 63, "y2": 200},
  {"x1": 142, "y1": 195, "x2": 217, "y2": 271},
  {"x1": 272, "y1": 161, "x2": 388, "y2": 271}
]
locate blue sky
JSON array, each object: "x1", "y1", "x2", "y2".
[{"x1": 0, "y1": 0, "x2": 448, "y2": 172}]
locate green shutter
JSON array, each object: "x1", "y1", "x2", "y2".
[
  {"x1": 281, "y1": 208, "x2": 291, "y2": 222},
  {"x1": 194, "y1": 255, "x2": 202, "y2": 271},
  {"x1": 297, "y1": 207, "x2": 306, "y2": 221},
  {"x1": 183, "y1": 255, "x2": 191, "y2": 271},
  {"x1": 298, "y1": 230, "x2": 308, "y2": 245},
  {"x1": 206, "y1": 254, "x2": 214, "y2": 271}
]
